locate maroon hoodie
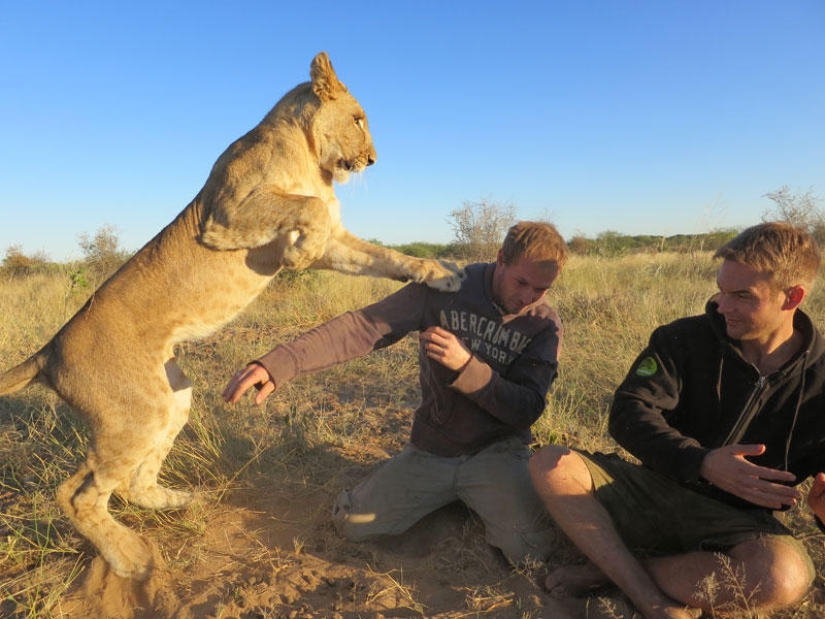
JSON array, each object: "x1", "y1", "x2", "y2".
[{"x1": 256, "y1": 262, "x2": 563, "y2": 456}]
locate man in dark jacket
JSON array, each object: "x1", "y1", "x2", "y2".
[
  {"x1": 223, "y1": 221, "x2": 567, "y2": 564},
  {"x1": 530, "y1": 222, "x2": 825, "y2": 619}
]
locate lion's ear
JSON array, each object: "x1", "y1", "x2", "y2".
[{"x1": 310, "y1": 52, "x2": 347, "y2": 102}]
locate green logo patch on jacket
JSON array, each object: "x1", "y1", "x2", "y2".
[{"x1": 636, "y1": 356, "x2": 658, "y2": 377}]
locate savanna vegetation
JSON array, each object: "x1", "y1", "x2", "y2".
[
  {"x1": 2, "y1": 249, "x2": 825, "y2": 618},
  {"x1": 2, "y1": 188, "x2": 824, "y2": 618}
]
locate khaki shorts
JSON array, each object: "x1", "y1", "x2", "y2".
[
  {"x1": 578, "y1": 451, "x2": 810, "y2": 562},
  {"x1": 332, "y1": 436, "x2": 557, "y2": 563}
]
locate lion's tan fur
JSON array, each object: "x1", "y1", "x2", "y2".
[{"x1": 0, "y1": 52, "x2": 462, "y2": 580}]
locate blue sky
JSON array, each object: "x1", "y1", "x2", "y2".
[{"x1": 1, "y1": 1, "x2": 823, "y2": 261}]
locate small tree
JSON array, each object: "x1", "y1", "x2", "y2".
[
  {"x1": 567, "y1": 235, "x2": 593, "y2": 255},
  {"x1": 593, "y1": 230, "x2": 629, "y2": 257},
  {"x1": 449, "y1": 198, "x2": 516, "y2": 262},
  {"x1": 77, "y1": 223, "x2": 130, "y2": 282},
  {"x1": 763, "y1": 186, "x2": 825, "y2": 244}
]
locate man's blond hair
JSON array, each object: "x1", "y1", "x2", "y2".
[
  {"x1": 714, "y1": 221, "x2": 821, "y2": 290},
  {"x1": 501, "y1": 221, "x2": 568, "y2": 271}
]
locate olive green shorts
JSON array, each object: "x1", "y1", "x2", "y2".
[{"x1": 578, "y1": 450, "x2": 811, "y2": 564}]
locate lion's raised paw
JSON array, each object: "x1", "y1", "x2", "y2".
[{"x1": 421, "y1": 261, "x2": 465, "y2": 292}]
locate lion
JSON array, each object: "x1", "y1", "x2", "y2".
[{"x1": 0, "y1": 52, "x2": 463, "y2": 580}]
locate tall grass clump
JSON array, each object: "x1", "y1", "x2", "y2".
[{"x1": 1, "y1": 253, "x2": 825, "y2": 617}]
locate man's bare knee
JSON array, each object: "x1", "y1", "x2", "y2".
[
  {"x1": 529, "y1": 445, "x2": 592, "y2": 495},
  {"x1": 764, "y1": 541, "x2": 813, "y2": 607},
  {"x1": 528, "y1": 444, "x2": 569, "y2": 479},
  {"x1": 730, "y1": 538, "x2": 814, "y2": 609}
]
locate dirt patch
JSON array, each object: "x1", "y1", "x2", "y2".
[{"x1": 51, "y1": 480, "x2": 577, "y2": 618}]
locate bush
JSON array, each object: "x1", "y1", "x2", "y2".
[{"x1": 1, "y1": 245, "x2": 52, "y2": 276}]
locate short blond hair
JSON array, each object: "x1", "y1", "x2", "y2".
[
  {"x1": 714, "y1": 221, "x2": 821, "y2": 290},
  {"x1": 500, "y1": 221, "x2": 568, "y2": 271}
]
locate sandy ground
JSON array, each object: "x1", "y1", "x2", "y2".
[{"x1": 47, "y1": 448, "x2": 588, "y2": 619}]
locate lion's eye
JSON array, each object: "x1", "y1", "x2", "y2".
[{"x1": 354, "y1": 117, "x2": 365, "y2": 130}]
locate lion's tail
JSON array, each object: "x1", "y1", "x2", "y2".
[{"x1": 0, "y1": 352, "x2": 47, "y2": 396}]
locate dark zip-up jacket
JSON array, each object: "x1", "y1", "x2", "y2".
[
  {"x1": 255, "y1": 263, "x2": 563, "y2": 457},
  {"x1": 610, "y1": 299, "x2": 825, "y2": 509}
]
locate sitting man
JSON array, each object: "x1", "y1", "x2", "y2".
[
  {"x1": 530, "y1": 221, "x2": 825, "y2": 619},
  {"x1": 224, "y1": 221, "x2": 567, "y2": 564}
]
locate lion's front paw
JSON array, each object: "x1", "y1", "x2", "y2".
[
  {"x1": 422, "y1": 260, "x2": 465, "y2": 292},
  {"x1": 281, "y1": 228, "x2": 327, "y2": 269}
]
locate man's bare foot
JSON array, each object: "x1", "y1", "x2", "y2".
[
  {"x1": 545, "y1": 568, "x2": 702, "y2": 619},
  {"x1": 638, "y1": 595, "x2": 703, "y2": 619},
  {"x1": 648, "y1": 603, "x2": 702, "y2": 619},
  {"x1": 545, "y1": 563, "x2": 611, "y2": 597},
  {"x1": 588, "y1": 594, "x2": 702, "y2": 619}
]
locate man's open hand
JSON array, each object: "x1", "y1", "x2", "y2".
[
  {"x1": 700, "y1": 444, "x2": 799, "y2": 509},
  {"x1": 222, "y1": 363, "x2": 276, "y2": 405}
]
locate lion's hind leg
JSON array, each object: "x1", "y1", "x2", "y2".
[
  {"x1": 57, "y1": 457, "x2": 157, "y2": 580},
  {"x1": 115, "y1": 359, "x2": 194, "y2": 511},
  {"x1": 57, "y1": 362, "x2": 194, "y2": 580}
]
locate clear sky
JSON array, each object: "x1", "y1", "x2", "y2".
[{"x1": 2, "y1": 1, "x2": 823, "y2": 261}]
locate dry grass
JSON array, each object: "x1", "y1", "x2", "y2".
[{"x1": 1, "y1": 253, "x2": 825, "y2": 618}]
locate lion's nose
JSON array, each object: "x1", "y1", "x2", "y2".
[{"x1": 367, "y1": 147, "x2": 377, "y2": 166}]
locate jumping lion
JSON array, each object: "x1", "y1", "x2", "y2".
[{"x1": 0, "y1": 52, "x2": 463, "y2": 580}]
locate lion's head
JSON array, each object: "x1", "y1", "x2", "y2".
[
  {"x1": 309, "y1": 52, "x2": 377, "y2": 184},
  {"x1": 198, "y1": 52, "x2": 382, "y2": 252}
]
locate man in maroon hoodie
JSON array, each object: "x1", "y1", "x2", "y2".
[{"x1": 224, "y1": 221, "x2": 567, "y2": 564}]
